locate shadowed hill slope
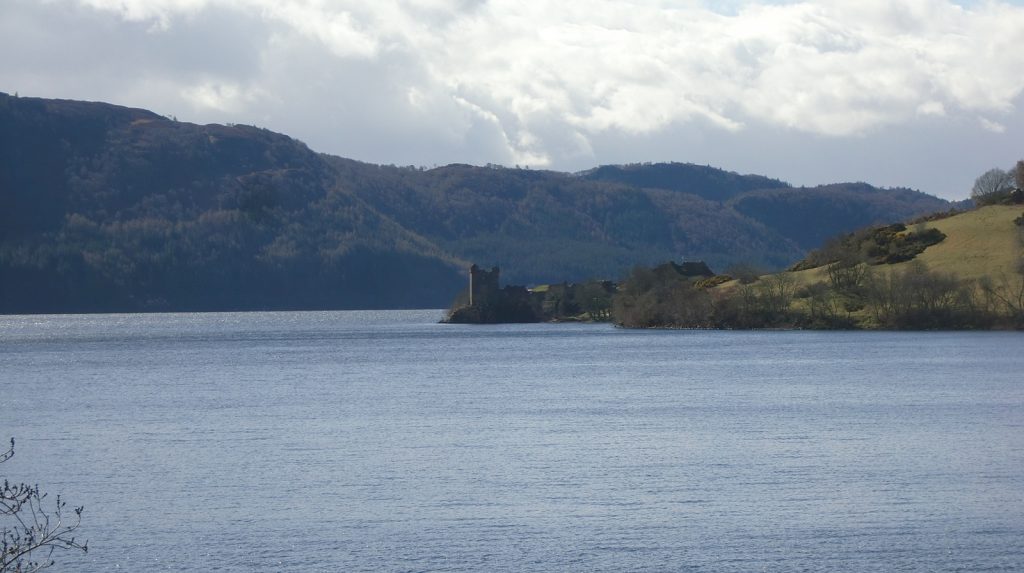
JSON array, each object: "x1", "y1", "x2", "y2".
[
  {"x1": 328, "y1": 159, "x2": 806, "y2": 284},
  {"x1": 0, "y1": 92, "x2": 955, "y2": 312},
  {"x1": 729, "y1": 183, "x2": 951, "y2": 250},
  {"x1": 0, "y1": 94, "x2": 465, "y2": 312},
  {"x1": 578, "y1": 162, "x2": 790, "y2": 202}
]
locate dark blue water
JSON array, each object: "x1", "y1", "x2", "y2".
[{"x1": 1, "y1": 310, "x2": 1022, "y2": 571}]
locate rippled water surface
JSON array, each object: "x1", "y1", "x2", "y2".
[{"x1": 2, "y1": 310, "x2": 1023, "y2": 571}]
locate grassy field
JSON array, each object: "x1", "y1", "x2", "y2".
[
  {"x1": 914, "y1": 205, "x2": 1023, "y2": 280},
  {"x1": 770, "y1": 204, "x2": 1023, "y2": 285}
]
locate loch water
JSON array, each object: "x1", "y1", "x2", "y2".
[{"x1": 1, "y1": 310, "x2": 1022, "y2": 572}]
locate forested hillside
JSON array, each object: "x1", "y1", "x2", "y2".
[
  {"x1": 329, "y1": 159, "x2": 804, "y2": 284},
  {"x1": 578, "y1": 162, "x2": 790, "y2": 201},
  {"x1": 0, "y1": 94, "x2": 464, "y2": 312},
  {"x1": 0, "y1": 93, "x2": 952, "y2": 312},
  {"x1": 729, "y1": 183, "x2": 957, "y2": 250}
]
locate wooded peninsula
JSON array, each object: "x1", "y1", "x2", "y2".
[{"x1": 446, "y1": 202, "x2": 1024, "y2": 330}]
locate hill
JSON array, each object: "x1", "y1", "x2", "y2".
[
  {"x1": 324, "y1": 159, "x2": 949, "y2": 284},
  {"x1": 728, "y1": 183, "x2": 953, "y2": 250},
  {"x1": 782, "y1": 205, "x2": 1023, "y2": 285},
  {"x1": 0, "y1": 94, "x2": 466, "y2": 312},
  {"x1": 615, "y1": 205, "x2": 1024, "y2": 329},
  {"x1": 577, "y1": 162, "x2": 790, "y2": 201},
  {"x1": 331, "y1": 159, "x2": 802, "y2": 284},
  {"x1": 0, "y1": 92, "x2": 954, "y2": 313},
  {"x1": 913, "y1": 206, "x2": 1023, "y2": 280}
]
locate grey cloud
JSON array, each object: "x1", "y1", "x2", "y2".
[
  {"x1": 1, "y1": 1, "x2": 267, "y2": 111},
  {"x1": 2, "y1": 0, "x2": 1023, "y2": 200},
  {"x1": 241, "y1": 29, "x2": 516, "y2": 166},
  {"x1": 587, "y1": 99, "x2": 1024, "y2": 199}
]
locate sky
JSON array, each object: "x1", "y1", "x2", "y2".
[{"x1": 3, "y1": 0, "x2": 1023, "y2": 200}]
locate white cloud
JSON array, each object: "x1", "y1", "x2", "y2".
[
  {"x1": 917, "y1": 101, "x2": 947, "y2": 116},
  {"x1": 258, "y1": 3, "x2": 379, "y2": 58},
  {"x1": 979, "y1": 117, "x2": 1007, "y2": 133},
  {"x1": 4, "y1": 0, "x2": 1024, "y2": 197},
  {"x1": 181, "y1": 80, "x2": 266, "y2": 112},
  {"x1": 73, "y1": 0, "x2": 215, "y2": 29}
]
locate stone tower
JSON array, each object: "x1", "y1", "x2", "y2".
[{"x1": 469, "y1": 264, "x2": 500, "y2": 306}]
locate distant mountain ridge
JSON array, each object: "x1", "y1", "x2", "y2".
[{"x1": 0, "y1": 92, "x2": 952, "y2": 312}]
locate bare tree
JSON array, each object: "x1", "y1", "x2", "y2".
[
  {"x1": 758, "y1": 273, "x2": 796, "y2": 317},
  {"x1": 971, "y1": 168, "x2": 1014, "y2": 205},
  {"x1": 803, "y1": 282, "x2": 841, "y2": 323},
  {"x1": 863, "y1": 262, "x2": 985, "y2": 328},
  {"x1": 1, "y1": 439, "x2": 87, "y2": 573},
  {"x1": 826, "y1": 257, "x2": 868, "y2": 294},
  {"x1": 1015, "y1": 160, "x2": 1024, "y2": 190},
  {"x1": 979, "y1": 261, "x2": 1024, "y2": 327}
]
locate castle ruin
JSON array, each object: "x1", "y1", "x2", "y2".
[{"x1": 468, "y1": 264, "x2": 500, "y2": 306}]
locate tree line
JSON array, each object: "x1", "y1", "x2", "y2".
[
  {"x1": 613, "y1": 257, "x2": 1023, "y2": 330},
  {"x1": 971, "y1": 161, "x2": 1024, "y2": 206}
]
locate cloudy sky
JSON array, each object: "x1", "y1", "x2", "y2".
[{"x1": 3, "y1": 0, "x2": 1023, "y2": 199}]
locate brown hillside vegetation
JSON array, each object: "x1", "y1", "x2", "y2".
[{"x1": 615, "y1": 205, "x2": 1024, "y2": 329}]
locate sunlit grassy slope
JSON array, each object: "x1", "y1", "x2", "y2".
[
  {"x1": 781, "y1": 205, "x2": 1023, "y2": 283},
  {"x1": 913, "y1": 205, "x2": 1023, "y2": 280},
  {"x1": 724, "y1": 205, "x2": 1023, "y2": 296}
]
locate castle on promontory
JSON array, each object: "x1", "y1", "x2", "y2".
[
  {"x1": 444, "y1": 264, "x2": 541, "y2": 323},
  {"x1": 443, "y1": 261, "x2": 714, "y2": 324}
]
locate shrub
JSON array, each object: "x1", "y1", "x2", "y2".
[{"x1": 1, "y1": 438, "x2": 87, "y2": 572}]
